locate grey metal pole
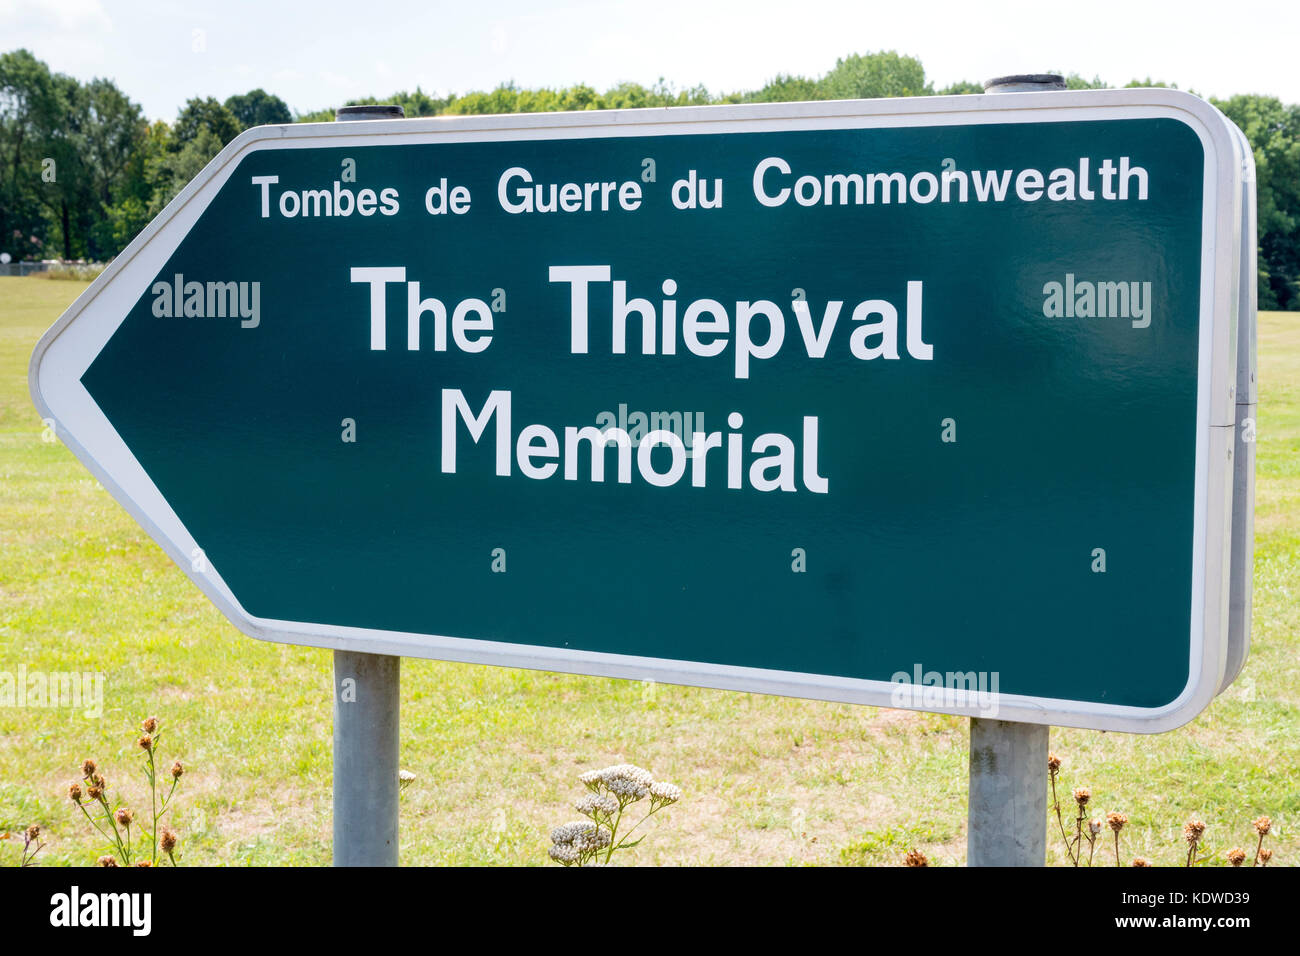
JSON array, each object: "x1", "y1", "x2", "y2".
[
  {"x1": 333, "y1": 650, "x2": 400, "y2": 865},
  {"x1": 968, "y1": 718, "x2": 1048, "y2": 865},
  {"x1": 962, "y1": 74, "x2": 1063, "y2": 867},
  {"x1": 331, "y1": 103, "x2": 405, "y2": 867}
]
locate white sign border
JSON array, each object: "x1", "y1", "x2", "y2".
[{"x1": 29, "y1": 88, "x2": 1240, "y2": 733}]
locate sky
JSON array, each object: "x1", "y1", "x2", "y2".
[{"x1": 2, "y1": 0, "x2": 1298, "y2": 121}]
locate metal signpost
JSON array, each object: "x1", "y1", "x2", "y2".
[
  {"x1": 31, "y1": 86, "x2": 1253, "y2": 866},
  {"x1": 330, "y1": 103, "x2": 406, "y2": 867},
  {"x1": 965, "y1": 75, "x2": 1063, "y2": 867},
  {"x1": 967, "y1": 75, "x2": 1258, "y2": 864}
]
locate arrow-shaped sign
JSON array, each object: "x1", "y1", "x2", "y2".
[{"x1": 31, "y1": 90, "x2": 1249, "y2": 731}]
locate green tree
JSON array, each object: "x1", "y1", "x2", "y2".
[
  {"x1": 146, "y1": 97, "x2": 239, "y2": 221},
  {"x1": 224, "y1": 88, "x2": 291, "y2": 129},
  {"x1": 446, "y1": 83, "x2": 528, "y2": 115},
  {"x1": 937, "y1": 80, "x2": 984, "y2": 96},
  {"x1": 1124, "y1": 78, "x2": 1179, "y2": 89},
  {"x1": 817, "y1": 51, "x2": 932, "y2": 100},
  {"x1": 743, "y1": 74, "x2": 822, "y2": 103},
  {"x1": 172, "y1": 96, "x2": 240, "y2": 150},
  {"x1": 1061, "y1": 73, "x2": 1108, "y2": 90},
  {"x1": 0, "y1": 48, "x2": 74, "y2": 259},
  {"x1": 1214, "y1": 94, "x2": 1300, "y2": 309},
  {"x1": 78, "y1": 78, "x2": 148, "y2": 257},
  {"x1": 104, "y1": 119, "x2": 168, "y2": 250},
  {"x1": 148, "y1": 126, "x2": 223, "y2": 215},
  {"x1": 2, "y1": 51, "x2": 150, "y2": 259}
]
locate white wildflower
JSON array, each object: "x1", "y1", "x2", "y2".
[
  {"x1": 573, "y1": 827, "x2": 612, "y2": 853},
  {"x1": 606, "y1": 777, "x2": 649, "y2": 800},
  {"x1": 591, "y1": 764, "x2": 654, "y2": 802},
  {"x1": 551, "y1": 763, "x2": 674, "y2": 865},
  {"x1": 575, "y1": 793, "x2": 619, "y2": 817},
  {"x1": 551, "y1": 821, "x2": 596, "y2": 845},
  {"x1": 650, "y1": 782, "x2": 682, "y2": 804},
  {"x1": 600, "y1": 764, "x2": 654, "y2": 788},
  {"x1": 548, "y1": 843, "x2": 579, "y2": 863}
]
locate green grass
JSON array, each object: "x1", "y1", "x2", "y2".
[{"x1": 1, "y1": 275, "x2": 1296, "y2": 866}]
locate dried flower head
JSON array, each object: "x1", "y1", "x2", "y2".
[
  {"x1": 548, "y1": 842, "x2": 579, "y2": 864},
  {"x1": 81, "y1": 759, "x2": 96, "y2": 778},
  {"x1": 607, "y1": 778, "x2": 648, "y2": 801},
  {"x1": 575, "y1": 792, "x2": 619, "y2": 818},
  {"x1": 68, "y1": 782, "x2": 83, "y2": 803},
  {"x1": 573, "y1": 827, "x2": 612, "y2": 853},
  {"x1": 1047, "y1": 752, "x2": 1062, "y2": 773},
  {"x1": 550, "y1": 821, "x2": 596, "y2": 845},
  {"x1": 1227, "y1": 848, "x2": 1247, "y2": 867},
  {"x1": 114, "y1": 808, "x2": 133, "y2": 827},
  {"x1": 25, "y1": 825, "x2": 40, "y2": 842},
  {"x1": 1073, "y1": 787, "x2": 1091, "y2": 808},
  {"x1": 585, "y1": 764, "x2": 654, "y2": 802},
  {"x1": 1253, "y1": 815, "x2": 1272, "y2": 837},
  {"x1": 611, "y1": 764, "x2": 654, "y2": 786},
  {"x1": 650, "y1": 782, "x2": 682, "y2": 805},
  {"x1": 903, "y1": 849, "x2": 928, "y2": 867},
  {"x1": 86, "y1": 783, "x2": 103, "y2": 801},
  {"x1": 134, "y1": 861, "x2": 153, "y2": 867},
  {"x1": 1258, "y1": 848, "x2": 1273, "y2": 865},
  {"x1": 97, "y1": 855, "x2": 118, "y2": 867},
  {"x1": 1107, "y1": 811, "x2": 1128, "y2": 833},
  {"x1": 142, "y1": 716, "x2": 158, "y2": 734},
  {"x1": 137, "y1": 735, "x2": 153, "y2": 751},
  {"x1": 160, "y1": 828, "x2": 177, "y2": 852},
  {"x1": 1183, "y1": 819, "x2": 1206, "y2": 844},
  {"x1": 1131, "y1": 857, "x2": 1151, "y2": 867},
  {"x1": 554, "y1": 762, "x2": 674, "y2": 866},
  {"x1": 1089, "y1": 818, "x2": 1102, "y2": 836},
  {"x1": 171, "y1": 760, "x2": 184, "y2": 780}
]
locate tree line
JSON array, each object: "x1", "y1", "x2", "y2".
[{"x1": 3, "y1": 48, "x2": 1298, "y2": 308}]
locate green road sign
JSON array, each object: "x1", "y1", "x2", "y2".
[{"x1": 30, "y1": 90, "x2": 1248, "y2": 731}]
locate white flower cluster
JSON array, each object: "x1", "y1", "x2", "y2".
[
  {"x1": 548, "y1": 842, "x2": 579, "y2": 863},
  {"x1": 549, "y1": 819, "x2": 612, "y2": 864},
  {"x1": 582, "y1": 763, "x2": 655, "y2": 803},
  {"x1": 650, "y1": 782, "x2": 682, "y2": 805},
  {"x1": 575, "y1": 792, "x2": 620, "y2": 818},
  {"x1": 551, "y1": 821, "x2": 596, "y2": 844},
  {"x1": 578, "y1": 828, "x2": 612, "y2": 852},
  {"x1": 549, "y1": 764, "x2": 683, "y2": 866}
]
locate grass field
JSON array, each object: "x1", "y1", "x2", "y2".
[{"x1": 1, "y1": 275, "x2": 1296, "y2": 866}]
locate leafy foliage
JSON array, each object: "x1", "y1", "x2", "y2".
[
  {"x1": 224, "y1": 88, "x2": 292, "y2": 129},
  {"x1": 1214, "y1": 94, "x2": 1300, "y2": 309}
]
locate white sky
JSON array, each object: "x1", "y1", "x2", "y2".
[{"x1": 2, "y1": 0, "x2": 1297, "y2": 121}]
